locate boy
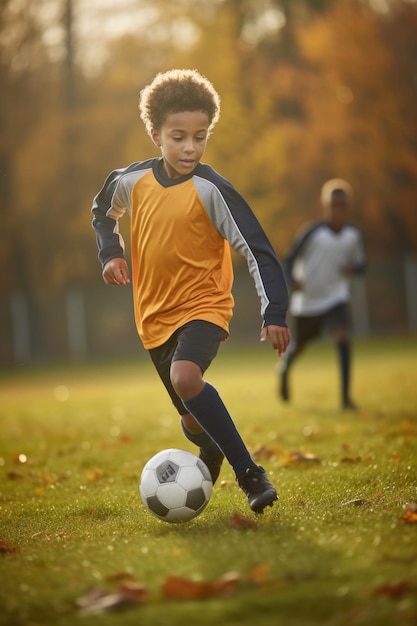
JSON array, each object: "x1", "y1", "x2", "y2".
[
  {"x1": 92, "y1": 69, "x2": 290, "y2": 514},
  {"x1": 279, "y1": 179, "x2": 366, "y2": 410}
]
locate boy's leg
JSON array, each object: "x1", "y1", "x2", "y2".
[
  {"x1": 327, "y1": 303, "x2": 357, "y2": 410},
  {"x1": 170, "y1": 322, "x2": 277, "y2": 513},
  {"x1": 177, "y1": 370, "x2": 277, "y2": 514},
  {"x1": 180, "y1": 415, "x2": 224, "y2": 484},
  {"x1": 279, "y1": 315, "x2": 321, "y2": 402},
  {"x1": 148, "y1": 327, "x2": 224, "y2": 484}
]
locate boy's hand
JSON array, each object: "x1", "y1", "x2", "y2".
[
  {"x1": 102, "y1": 258, "x2": 131, "y2": 285},
  {"x1": 260, "y1": 325, "x2": 291, "y2": 357}
]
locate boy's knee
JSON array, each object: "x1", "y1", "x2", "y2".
[{"x1": 170, "y1": 360, "x2": 203, "y2": 401}]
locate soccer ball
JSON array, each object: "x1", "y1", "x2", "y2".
[{"x1": 139, "y1": 449, "x2": 213, "y2": 523}]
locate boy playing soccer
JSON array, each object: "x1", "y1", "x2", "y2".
[
  {"x1": 279, "y1": 179, "x2": 366, "y2": 410},
  {"x1": 92, "y1": 69, "x2": 290, "y2": 513}
]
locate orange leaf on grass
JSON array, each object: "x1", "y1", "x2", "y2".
[
  {"x1": 252, "y1": 444, "x2": 283, "y2": 461},
  {"x1": 373, "y1": 580, "x2": 413, "y2": 599},
  {"x1": 162, "y1": 572, "x2": 239, "y2": 601},
  {"x1": 0, "y1": 540, "x2": 19, "y2": 555},
  {"x1": 117, "y1": 581, "x2": 148, "y2": 602},
  {"x1": 229, "y1": 512, "x2": 258, "y2": 530},
  {"x1": 6, "y1": 470, "x2": 25, "y2": 480},
  {"x1": 279, "y1": 451, "x2": 321, "y2": 467},
  {"x1": 246, "y1": 564, "x2": 271, "y2": 584},
  {"x1": 400, "y1": 504, "x2": 417, "y2": 524},
  {"x1": 86, "y1": 468, "x2": 106, "y2": 482}
]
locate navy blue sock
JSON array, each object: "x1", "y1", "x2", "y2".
[
  {"x1": 182, "y1": 383, "x2": 256, "y2": 478},
  {"x1": 338, "y1": 342, "x2": 350, "y2": 404},
  {"x1": 180, "y1": 420, "x2": 223, "y2": 459}
]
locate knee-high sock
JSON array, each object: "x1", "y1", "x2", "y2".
[
  {"x1": 280, "y1": 341, "x2": 298, "y2": 374},
  {"x1": 180, "y1": 420, "x2": 223, "y2": 460},
  {"x1": 182, "y1": 382, "x2": 256, "y2": 478},
  {"x1": 338, "y1": 342, "x2": 351, "y2": 403}
]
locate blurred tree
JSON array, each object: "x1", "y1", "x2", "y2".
[
  {"x1": 2, "y1": 0, "x2": 417, "y2": 310},
  {"x1": 274, "y1": 0, "x2": 417, "y2": 257}
]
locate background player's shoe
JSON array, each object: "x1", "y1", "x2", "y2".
[
  {"x1": 199, "y1": 448, "x2": 224, "y2": 485},
  {"x1": 237, "y1": 466, "x2": 278, "y2": 513},
  {"x1": 342, "y1": 399, "x2": 359, "y2": 411}
]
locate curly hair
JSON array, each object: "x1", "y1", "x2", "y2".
[{"x1": 139, "y1": 69, "x2": 221, "y2": 136}]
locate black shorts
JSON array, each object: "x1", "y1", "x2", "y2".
[
  {"x1": 148, "y1": 320, "x2": 228, "y2": 416},
  {"x1": 294, "y1": 302, "x2": 351, "y2": 346}
]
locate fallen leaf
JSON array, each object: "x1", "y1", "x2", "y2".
[
  {"x1": 373, "y1": 580, "x2": 413, "y2": 599},
  {"x1": 117, "y1": 581, "x2": 148, "y2": 602},
  {"x1": 0, "y1": 540, "x2": 19, "y2": 555},
  {"x1": 6, "y1": 471, "x2": 25, "y2": 480},
  {"x1": 76, "y1": 582, "x2": 147, "y2": 615},
  {"x1": 252, "y1": 444, "x2": 282, "y2": 461},
  {"x1": 162, "y1": 576, "x2": 216, "y2": 600},
  {"x1": 246, "y1": 564, "x2": 271, "y2": 584},
  {"x1": 86, "y1": 468, "x2": 106, "y2": 482},
  {"x1": 279, "y1": 451, "x2": 321, "y2": 467},
  {"x1": 400, "y1": 504, "x2": 417, "y2": 524},
  {"x1": 229, "y1": 512, "x2": 258, "y2": 530},
  {"x1": 162, "y1": 572, "x2": 240, "y2": 601},
  {"x1": 211, "y1": 571, "x2": 240, "y2": 596}
]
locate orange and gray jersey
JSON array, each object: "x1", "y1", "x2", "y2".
[{"x1": 92, "y1": 158, "x2": 288, "y2": 349}]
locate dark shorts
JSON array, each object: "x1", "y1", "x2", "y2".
[
  {"x1": 294, "y1": 302, "x2": 351, "y2": 346},
  {"x1": 148, "y1": 320, "x2": 228, "y2": 416}
]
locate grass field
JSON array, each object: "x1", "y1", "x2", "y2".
[{"x1": 0, "y1": 336, "x2": 416, "y2": 626}]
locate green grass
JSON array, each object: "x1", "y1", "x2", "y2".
[{"x1": 0, "y1": 336, "x2": 416, "y2": 626}]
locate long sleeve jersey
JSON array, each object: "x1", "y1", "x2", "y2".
[
  {"x1": 284, "y1": 220, "x2": 366, "y2": 317},
  {"x1": 92, "y1": 158, "x2": 288, "y2": 349}
]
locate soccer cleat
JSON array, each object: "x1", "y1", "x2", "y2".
[
  {"x1": 199, "y1": 448, "x2": 224, "y2": 485},
  {"x1": 342, "y1": 399, "x2": 359, "y2": 411},
  {"x1": 237, "y1": 466, "x2": 278, "y2": 514}
]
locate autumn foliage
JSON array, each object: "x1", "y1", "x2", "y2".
[{"x1": 1, "y1": 0, "x2": 417, "y2": 303}]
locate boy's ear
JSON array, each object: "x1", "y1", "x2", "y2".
[{"x1": 150, "y1": 129, "x2": 161, "y2": 147}]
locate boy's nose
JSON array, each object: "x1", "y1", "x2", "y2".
[{"x1": 184, "y1": 140, "x2": 194, "y2": 153}]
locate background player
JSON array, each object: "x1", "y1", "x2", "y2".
[{"x1": 279, "y1": 179, "x2": 366, "y2": 410}]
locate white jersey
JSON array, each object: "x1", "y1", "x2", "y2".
[{"x1": 285, "y1": 221, "x2": 366, "y2": 317}]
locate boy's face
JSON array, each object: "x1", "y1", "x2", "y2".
[
  {"x1": 151, "y1": 111, "x2": 210, "y2": 179},
  {"x1": 324, "y1": 190, "x2": 351, "y2": 232}
]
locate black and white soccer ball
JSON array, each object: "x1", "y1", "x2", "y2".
[{"x1": 139, "y1": 449, "x2": 213, "y2": 523}]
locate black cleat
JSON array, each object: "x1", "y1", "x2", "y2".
[
  {"x1": 199, "y1": 449, "x2": 224, "y2": 485},
  {"x1": 342, "y1": 399, "x2": 359, "y2": 411},
  {"x1": 237, "y1": 466, "x2": 278, "y2": 514}
]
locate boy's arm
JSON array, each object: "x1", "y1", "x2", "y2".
[
  {"x1": 195, "y1": 170, "x2": 289, "y2": 329},
  {"x1": 91, "y1": 170, "x2": 127, "y2": 268},
  {"x1": 102, "y1": 258, "x2": 130, "y2": 285}
]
